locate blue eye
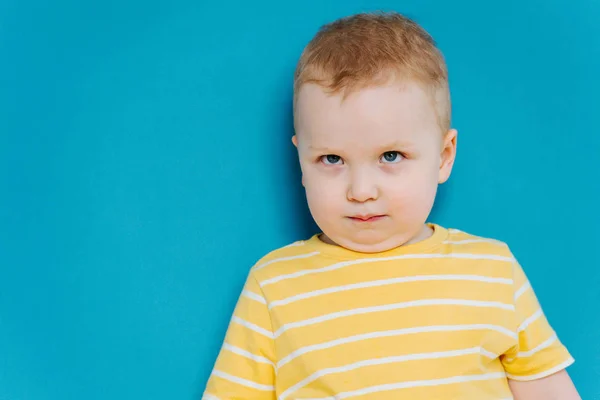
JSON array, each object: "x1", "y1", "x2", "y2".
[
  {"x1": 381, "y1": 151, "x2": 403, "y2": 164},
  {"x1": 322, "y1": 154, "x2": 343, "y2": 165}
]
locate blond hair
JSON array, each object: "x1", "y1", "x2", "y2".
[{"x1": 294, "y1": 12, "x2": 451, "y2": 132}]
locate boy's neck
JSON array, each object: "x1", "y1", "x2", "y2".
[{"x1": 319, "y1": 223, "x2": 435, "y2": 251}]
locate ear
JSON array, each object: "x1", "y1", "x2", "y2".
[
  {"x1": 291, "y1": 135, "x2": 305, "y2": 187},
  {"x1": 438, "y1": 129, "x2": 457, "y2": 184}
]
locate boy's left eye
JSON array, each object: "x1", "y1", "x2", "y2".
[{"x1": 380, "y1": 151, "x2": 403, "y2": 163}]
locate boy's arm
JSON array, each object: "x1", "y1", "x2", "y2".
[
  {"x1": 509, "y1": 370, "x2": 581, "y2": 400},
  {"x1": 500, "y1": 257, "x2": 577, "y2": 396},
  {"x1": 203, "y1": 271, "x2": 276, "y2": 399}
]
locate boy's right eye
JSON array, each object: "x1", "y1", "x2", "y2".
[{"x1": 321, "y1": 154, "x2": 343, "y2": 165}]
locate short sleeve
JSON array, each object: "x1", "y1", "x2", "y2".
[
  {"x1": 203, "y1": 271, "x2": 277, "y2": 399},
  {"x1": 501, "y1": 259, "x2": 574, "y2": 381}
]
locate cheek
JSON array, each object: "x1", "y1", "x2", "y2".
[
  {"x1": 306, "y1": 181, "x2": 340, "y2": 208},
  {"x1": 303, "y1": 172, "x2": 342, "y2": 209},
  {"x1": 304, "y1": 185, "x2": 342, "y2": 230},
  {"x1": 386, "y1": 165, "x2": 439, "y2": 204}
]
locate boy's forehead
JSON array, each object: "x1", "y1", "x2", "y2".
[{"x1": 295, "y1": 83, "x2": 440, "y2": 148}]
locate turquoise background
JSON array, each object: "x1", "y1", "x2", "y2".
[{"x1": 1, "y1": 0, "x2": 598, "y2": 398}]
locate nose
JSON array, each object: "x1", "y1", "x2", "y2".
[{"x1": 347, "y1": 168, "x2": 378, "y2": 203}]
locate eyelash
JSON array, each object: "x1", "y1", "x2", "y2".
[{"x1": 319, "y1": 151, "x2": 405, "y2": 165}]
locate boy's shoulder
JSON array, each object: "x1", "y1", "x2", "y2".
[
  {"x1": 443, "y1": 226, "x2": 514, "y2": 258},
  {"x1": 445, "y1": 226, "x2": 507, "y2": 244},
  {"x1": 246, "y1": 237, "x2": 320, "y2": 280}
]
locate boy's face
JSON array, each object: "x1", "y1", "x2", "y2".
[{"x1": 293, "y1": 81, "x2": 457, "y2": 253}]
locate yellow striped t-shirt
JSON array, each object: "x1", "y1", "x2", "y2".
[{"x1": 204, "y1": 224, "x2": 574, "y2": 399}]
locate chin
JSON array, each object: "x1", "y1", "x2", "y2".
[{"x1": 337, "y1": 234, "x2": 408, "y2": 253}]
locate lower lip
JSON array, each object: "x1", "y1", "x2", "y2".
[{"x1": 349, "y1": 215, "x2": 386, "y2": 223}]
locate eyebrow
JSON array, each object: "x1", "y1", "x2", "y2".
[
  {"x1": 308, "y1": 141, "x2": 414, "y2": 153},
  {"x1": 307, "y1": 145, "x2": 337, "y2": 153},
  {"x1": 376, "y1": 141, "x2": 415, "y2": 151}
]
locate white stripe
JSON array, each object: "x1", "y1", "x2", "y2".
[
  {"x1": 269, "y1": 275, "x2": 512, "y2": 310},
  {"x1": 232, "y1": 316, "x2": 274, "y2": 339},
  {"x1": 518, "y1": 309, "x2": 543, "y2": 332},
  {"x1": 242, "y1": 290, "x2": 266, "y2": 304},
  {"x1": 202, "y1": 394, "x2": 220, "y2": 400},
  {"x1": 274, "y1": 299, "x2": 513, "y2": 338},
  {"x1": 514, "y1": 282, "x2": 531, "y2": 301},
  {"x1": 480, "y1": 347, "x2": 500, "y2": 359},
  {"x1": 298, "y1": 372, "x2": 506, "y2": 400},
  {"x1": 442, "y1": 239, "x2": 504, "y2": 245},
  {"x1": 277, "y1": 324, "x2": 516, "y2": 369},
  {"x1": 282, "y1": 241, "x2": 305, "y2": 248},
  {"x1": 253, "y1": 252, "x2": 320, "y2": 272},
  {"x1": 223, "y1": 343, "x2": 275, "y2": 366},
  {"x1": 448, "y1": 228, "x2": 464, "y2": 233},
  {"x1": 261, "y1": 253, "x2": 514, "y2": 287},
  {"x1": 279, "y1": 347, "x2": 496, "y2": 400},
  {"x1": 517, "y1": 334, "x2": 557, "y2": 358},
  {"x1": 506, "y1": 357, "x2": 575, "y2": 381},
  {"x1": 212, "y1": 370, "x2": 274, "y2": 391}
]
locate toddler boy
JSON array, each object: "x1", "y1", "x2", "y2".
[{"x1": 203, "y1": 12, "x2": 579, "y2": 399}]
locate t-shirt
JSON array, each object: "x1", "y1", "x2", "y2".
[{"x1": 203, "y1": 224, "x2": 574, "y2": 399}]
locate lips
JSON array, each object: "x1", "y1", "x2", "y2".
[{"x1": 349, "y1": 214, "x2": 386, "y2": 222}]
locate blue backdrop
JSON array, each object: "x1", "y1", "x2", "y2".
[{"x1": 1, "y1": 0, "x2": 598, "y2": 398}]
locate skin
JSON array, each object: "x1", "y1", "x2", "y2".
[
  {"x1": 509, "y1": 370, "x2": 581, "y2": 400},
  {"x1": 293, "y1": 81, "x2": 456, "y2": 253},
  {"x1": 292, "y1": 80, "x2": 580, "y2": 399}
]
